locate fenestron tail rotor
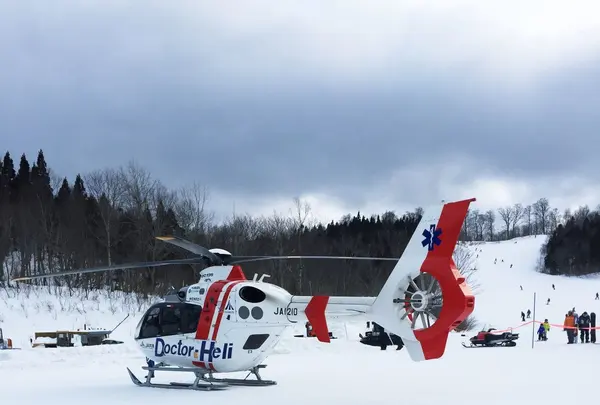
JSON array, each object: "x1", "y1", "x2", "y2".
[{"x1": 399, "y1": 274, "x2": 443, "y2": 331}]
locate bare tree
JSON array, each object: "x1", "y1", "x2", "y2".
[
  {"x1": 152, "y1": 182, "x2": 178, "y2": 213},
  {"x1": 485, "y1": 210, "x2": 495, "y2": 241},
  {"x1": 497, "y1": 206, "x2": 514, "y2": 240},
  {"x1": 47, "y1": 167, "x2": 63, "y2": 193},
  {"x1": 462, "y1": 209, "x2": 479, "y2": 241},
  {"x1": 449, "y1": 244, "x2": 480, "y2": 331},
  {"x1": 120, "y1": 160, "x2": 158, "y2": 213},
  {"x1": 460, "y1": 209, "x2": 472, "y2": 240},
  {"x1": 548, "y1": 207, "x2": 560, "y2": 232},
  {"x1": 573, "y1": 205, "x2": 590, "y2": 222},
  {"x1": 523, "y1": 205, "x2": 533, "y2": 235},
  {"x1": 291, "y1": 197, "x2": 312, "y2": 294},
  {"x1": 475, "y1": 211, "x2": 487, "y2": 241},
  {"x1": 453, "y1": 243, "x2": 480, "y2": 293},
  {"x1": 533, "y1": 198, "x2": 550, "y2": 234},
  {"x1": 175, "y1": 182, "x2": 212, "y2": 234},
  {"x1": 563, "y1": 208, "x2": 572, "y2": 224},
  {"x1": 85, "y1": 168, "x2": 126, "y2": 266},
  {"x1": 511, "y1": 203, "x2": 524, "y2": 235},
  {"x1": 292, "y1": 197, "x2": 312, "y2": 232}
]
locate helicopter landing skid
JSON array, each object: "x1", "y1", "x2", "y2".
[{"x1": 127, "y1": 364, "x2": 276, "y2": 391}]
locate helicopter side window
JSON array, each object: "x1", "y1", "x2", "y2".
[
  {"x1": 137, "y1": 303, "x2": 203, "y2": 339},
  {"x1": 139, "y1": 306, "x2": 161, "y2": 339},
  {"x1": 160, "y1": 305, "x2": 182, "y2": 336},
  {"x1": 179, "y1": 303, "x2": 202, "y2": 334}
]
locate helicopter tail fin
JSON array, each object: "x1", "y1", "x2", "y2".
[
  {"x1": 368, "y1": 198, "x2": 476, "y2": 361},
  {"x1": 304, "y1": 296, "x2": 330, "y2": 342}
]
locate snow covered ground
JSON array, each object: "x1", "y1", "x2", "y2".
[{"x1": 1, "y1": 235, "x2": 599, "y2": 404}]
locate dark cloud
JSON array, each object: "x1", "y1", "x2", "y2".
[{"x1": 1, "y1": 1, "x2": 599, "y2": 221}]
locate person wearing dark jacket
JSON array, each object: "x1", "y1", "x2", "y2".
[{"x1": 578, "y1": 311, "x2": 591, "y2": 343}]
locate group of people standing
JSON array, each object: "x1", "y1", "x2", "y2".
[
  {"x1": 520, "y1": 307, "x2": 596, "y2": 344},
  {"x1": 563, "y1": 309, "x2": 593, "y2": 344}
]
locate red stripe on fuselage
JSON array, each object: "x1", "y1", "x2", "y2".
[
  {"x1": 211, "y1": 281, "x2": 241, "y2": 341},
  {"x1": 193, "y1": 280, "x2": 228, "y2": 369},
  {"x1": 192, "y1": 280, "x2": 243, "y2": 371}
]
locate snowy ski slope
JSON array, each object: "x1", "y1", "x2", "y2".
[
  {"x1": 1, "y1": 235, "x2": 599, "y2": 405},
  {"x1": 472, "y1": 236, "x2": 600, "y2": 332}
]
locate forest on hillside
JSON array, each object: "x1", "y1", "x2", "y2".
[
  {"x1": 541, "y1": 206, "x2": 600, "y2": 276},
  {"x1": 0, "y1": 149, "x2": 595, "y2": 296}
]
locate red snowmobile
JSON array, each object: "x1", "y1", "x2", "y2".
[{"x1": 462, "y1": 328, "x2": 519, "y2": 348}]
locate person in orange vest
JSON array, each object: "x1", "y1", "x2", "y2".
[{"x1": 564, "y1": 311, "x2": 576, "y2": 344}]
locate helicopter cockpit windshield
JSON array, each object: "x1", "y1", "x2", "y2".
[{"x1": 135, "y1": 302, "x2": 202, "y2": 340}]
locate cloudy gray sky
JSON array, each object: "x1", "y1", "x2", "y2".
[{"x1": 1, "y1": 0, "x2": 599, "y2": 223}]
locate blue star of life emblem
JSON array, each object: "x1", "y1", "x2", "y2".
[{"x1": 422, "y1": 224, "x2": 442, "y2": 251}]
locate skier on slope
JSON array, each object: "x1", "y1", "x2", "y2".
[
  {"x1": 521, "y1": 311, "x2": 525, "y2": 322},
  {"x1": 526, "y1": 309, "x2": 531, "y2": 318},
  {"x1": 578, "y1": 311, "x2": 591, "y2": 343}
]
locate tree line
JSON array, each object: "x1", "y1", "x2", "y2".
[
  {"x1": 460, "y1": 198, "x2": 562, "y2": 241},
  {"x1": 541, "y1": 205, "x2": 600, "y2": 276},
  {"x1": 0, "y1": 149, "x2": 592, "y2": 298}
]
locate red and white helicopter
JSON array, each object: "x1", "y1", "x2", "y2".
[{"x1": 12, "y1": 198, "x2": 476, "y2": 391}]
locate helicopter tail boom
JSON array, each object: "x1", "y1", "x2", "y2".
[
  {"x1": 284, "y1": 199, "x2": 475, "y2": 360},
  {"x1": 285, "y1": 295, "x2": 375, "y2": 342}
]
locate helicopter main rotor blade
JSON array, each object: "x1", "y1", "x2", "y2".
[
  {"x1": 156, "y1": 236, "x2": 222, "y2": 264},
  {"x1": 11, "y1": 257, "x2": 205, "y2": 282},
  {"x1": 229, "y1": 255, "x2": 400, "y2": 265}
]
